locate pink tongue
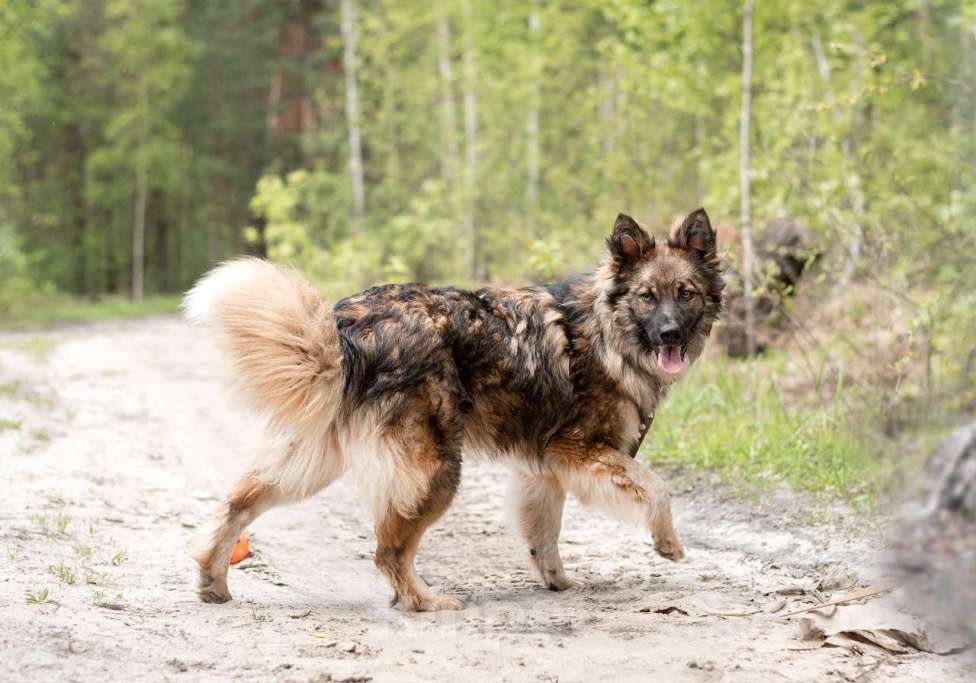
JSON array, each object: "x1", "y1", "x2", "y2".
[{"x1": 658, "y1": 346, "x2": 684, "y2": 374}]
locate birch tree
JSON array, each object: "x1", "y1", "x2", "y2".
[
  {"x1": 739, "y1": 0, "x2": 757, "y2": 355},
  {"x1": 461, "y1": 0, "x2": 478, "y2": 278},
  {"x1": 436, "y1": 3, "x2": 462, "y2": 224},
  {"x1": 341, "y1": 0, "x2": 365, "y2": 236},
  {"x1": 525, "y1": 3, "x2": 541, "y2": 235}
]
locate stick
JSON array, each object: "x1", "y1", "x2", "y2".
[{"x1": 781, "y1": 579, "x2": 896, "y2": 618}]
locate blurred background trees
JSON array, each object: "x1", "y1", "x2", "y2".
[{"x1": 1, "y1": 0, "x2": 974, "y2": 487}]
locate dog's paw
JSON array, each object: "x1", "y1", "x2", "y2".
[
  {"x1": 419, "y1": 594, "x2": 465, "y2": 611},
  {"x1": 545, "y1": 573, "x2": 589, "y2": 591},
  {"x1": 654, "y1": 538, "x2": 686, "y2": 562},
  {"x1": 198, "y1": 572, "x2": 232, "y2": 604}
]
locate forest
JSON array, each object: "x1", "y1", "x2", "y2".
[{"x1": 1, "y1": 0, "x2": 975, "y2": 491}]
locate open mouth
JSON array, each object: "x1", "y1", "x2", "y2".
[{"x1": 655, "y1": 345, "x2": 685, "y2": 375}]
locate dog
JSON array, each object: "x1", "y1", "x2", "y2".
[{"x1": 184, "y1": 208, "x2": 724, "y2": 610}]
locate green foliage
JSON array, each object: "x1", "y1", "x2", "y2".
[
  {"x1": 0, "y1": 225, "x2": 40, "y2": 314},
  {"x1": 25, "y1": 587, "x2": 52, "y2": 605}
]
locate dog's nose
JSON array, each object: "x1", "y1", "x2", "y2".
[{"x1": 659, "y1": 323, "x2": 681, "y2": 345}]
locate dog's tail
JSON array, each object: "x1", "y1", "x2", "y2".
[{"x1": 183, "y1": 258, "x2": 343, "y2": 436}]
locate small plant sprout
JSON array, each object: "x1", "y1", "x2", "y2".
[
  {"x1": 29, "y1": 513, "x2": 48, "y2": 533},
  {"x1": 55, "y1": 511, "x2": 71, "y2": 535},
  {"x1": 73, "y1": 544, "x2": 95, "y2": 561},
  {"x1": 85, "y1": 571, "x2": 116, "y2": 587},
  {"x1": 30, "y1": 427, "x2": 52, "y2": 443},
  {"x1": 48, "y1": 563, "x2": 77, "y2": 585},
  {"x1": 26, "y1": 588, "x2": 52, "y2": 605}
]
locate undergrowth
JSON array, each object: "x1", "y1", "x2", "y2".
[
  {"x1": 643, "y1": 352, "x2": 884, "y2": 504},
  {"x1": 0, "y1": 294, "x2": 181, "y2": 330}
]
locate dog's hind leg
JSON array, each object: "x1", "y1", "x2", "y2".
[
  {"x1": 194, "y1": 436, "x2": 344, "y2": 603},
  {"x1": 370, "y1": 443, "x2": 463, "y2": 612},
  {"x1": 551, "y1": 445, "x2": 685, "y2": 562},
  {"x1": 508, "y1": 472, "x2": 582, "y2": 590}
]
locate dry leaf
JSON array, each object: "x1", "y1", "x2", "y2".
[{"x1": 795, "y1": 597, "x2": 969, "y2": 655}]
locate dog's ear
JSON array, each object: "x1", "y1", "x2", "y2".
[
  {"x1": 608, "y1": 213, "x2": 655, "y2": 270},
  {"x1": 671, "y1": 208, "x2": 717, "y2": 257}
]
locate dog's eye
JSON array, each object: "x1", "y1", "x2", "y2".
[
  {"x1": 641, "y1": 290, "x2": 656, "y2": 302},
  {"x1": 679, "y1": 288, "x2": 696, "y2": 301}
]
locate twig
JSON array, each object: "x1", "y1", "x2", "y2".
[{"x1": 781, "y1": 578, "x2": 896, "y2": 618}]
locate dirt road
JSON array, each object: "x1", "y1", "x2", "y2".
[{"x1": 0, "y1": 317, "x2": 971, "y2": 681}]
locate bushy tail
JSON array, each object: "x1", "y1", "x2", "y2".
[{"x1": 183, "y1": 258, "x2": 343, "y2": 435}]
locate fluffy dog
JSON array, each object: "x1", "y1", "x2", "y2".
[{"x1": 185, "y1": 208, "x2": 724, "y2": 610}]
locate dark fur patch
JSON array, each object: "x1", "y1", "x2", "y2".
[{"x1": 331, "y1": 210, "x2": 725, "y2": 463}]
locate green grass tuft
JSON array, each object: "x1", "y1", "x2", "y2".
[
  {"x1": 643, "y1": 354, "x2": 882, "y2": 502},
  {"x1": 48, "y1": 563, "x2": 78, "y2": 585},
  {"x1": 26, "y1": 587, "x2": 52, "y2": 605},
  {"x1": 0, "y1": 417, "x2": 21, "y2": 431}
]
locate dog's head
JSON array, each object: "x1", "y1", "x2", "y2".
[{"x1": 602, "y1": 208, "x2": 725, "y2": 378}]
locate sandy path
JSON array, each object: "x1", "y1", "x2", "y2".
[{"x1": 0, "y1": 317, "x2": 971, "y2": 682}]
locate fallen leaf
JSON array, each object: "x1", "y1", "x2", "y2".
[
  {"x1": 795, "y1": 597, "x2": 969, "y2": 655},
  {"x1": 781, "y1": 579, "x2": 895, "y2": 617}
]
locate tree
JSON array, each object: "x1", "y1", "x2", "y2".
[
  {"x1": 460, "y1": 0, "x2": 479, "y2": 279},
  {"x1": 739, "y1": 0, "x2": 757, "y2": 354},
  {"x1": 94, "y1": 0, "x2": 197, "y2": 299},
  {"x1": 341, "y1": 0, "x2": 365, "y2": 236}
]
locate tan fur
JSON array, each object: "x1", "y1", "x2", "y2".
[
  {"x1": 545, "y1": 443, "x2": 685, "y2": 561},
  {"x1": 183, "y1": 258, "x2": 343, "y2": 439},
  {"x1": 508, "y1": 471, "x2": 579, "y2": 590}
]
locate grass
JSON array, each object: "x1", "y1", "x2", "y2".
[
  {"x1": 26, "y1": 587, "x2": 52, "y2": 605},
  {"x1": 6, "y1": 337, "x2": 58, "y2": 361},
  {"x1": 0, "y1": 294, "x2": 182, "y2": 330},
  {"x1": 85, "y1": 571, "x2": 116, "y2": 588},
  {"x1": 0, "y1": 380, "x2": 22, "y2": 397},
  {"x1": 54, "y1": 510, "x2": 71, "y2": 535},
  {"x1": 29, "y1": 510, "x2": 71, "y2": 536},
  {"x1": 73, "y1": 544, "x2": 95, "y2": 561},
  {"x1": 0, "y1": 417, "x2": 21, "y2": 431},
  {"x1": 48, "y1": 563, "x2": 78, "y2": 585},
  {"x1": 643, "y1": 353, "x2": 883, "y2": 503},
  {"x1": 30, "y1": 427, "x2": 51, "y2": 443}
]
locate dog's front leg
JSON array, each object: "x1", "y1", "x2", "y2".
[
  {"x1": 551, "y1": 444, "x2": 686, "y2": 561},
  {"x1": 508, "y1": 472, "x2": 583, "y2": 590}
]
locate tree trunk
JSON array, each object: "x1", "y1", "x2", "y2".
[
  {"x1": 461, "y1": 0, "x2": 478, "y2": 279},
  {"x1": 153, "y1": 190, "x2": 169, "y2": 292},
  {"x1": 209, "y1": 61, "x2": 225, "y2": 264},
  {"x1": 525, "y1": 4, "x2": 540, "y2": 235},
  {"x1": 341, "y1": 0, "x2": 365, "y2": 237},
  {"x1": 436, "y1": 5, "x2": 462, "y2": 222},
  {"x1": 597, "y1": 65, "x2": 614, "y2": 157},
  {"x1": 131, "y1": 164, "x2": 147, "y2": 302},
  {"x1": 811, "y1": 31, "x2": 865, "y2": 295},
  {"x1": 738, "y1": 0, "x2": 757, "y2": 355}
]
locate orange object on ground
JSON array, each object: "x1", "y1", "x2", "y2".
[{"x1": 230, "y1": 532, "x2": 251, "y2": 564}]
